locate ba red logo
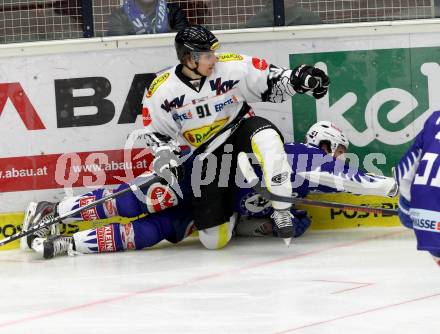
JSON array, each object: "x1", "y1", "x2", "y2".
[{"x1": 0, "y1": 83, "x2": 45, "y2": 130}]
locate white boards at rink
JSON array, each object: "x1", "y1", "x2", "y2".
[{"x1": 1, "y1": 20, "x2": 440, "y2": 238}]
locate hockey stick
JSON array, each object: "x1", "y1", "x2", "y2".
[
  {"x1": 237, "y1": 152, "x2": 398, "y2": 216},
  {"x1": 0, "y1": 171, "x2": 162, "y2": 247}
]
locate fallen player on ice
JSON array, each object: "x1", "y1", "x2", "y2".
[{"x1": 20, "y1": 121, "x2": 398, "y2": 259}]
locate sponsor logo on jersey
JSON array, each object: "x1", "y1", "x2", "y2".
[
  {"x1": 413, "y1": 217, "x2": 440, "y2": 232},
  {"x1": 217, "y1": 53, "x2": 244, "y2": 62},
  {"x1": 79, "y1": 196, "x2": 99, "y2": 221},
  {"x1": 146, "y1": 72, "x2": 170, "y2": 98},
  {"x1": 183, "y1": 118, "x2": 228, "y2": 147},
  {"x1": 172, "y1": 110, "x2": 193, "y2": 122},
  {"x1": 271, "y1": 172, "x2": 289, "y2": 184},
  {"x1": 146, "y1": 182, "x2": 178, "y2": 213},
  {"x1": 123, "y1": 223, "x2": 136, "y2": 250},
  {"x1": 252, "y1": 57, "x2": 268, "y2": 71},
  {"x1": 161, "y1": 95, "x2": 185, "y2": 112},
  {"x1": 191, "y1": 96, "x2": 209, "y2": 104},
  {"x1": 214, "y1": 95, "x2": 239, "y2": 112},
  {"x1": 96, "y1": 225, "x2": 116, "y2": 252},
  {"x1": 102, "y1": 190, "x2": 117, "y2": 217},
  {"x1": 142, "y1": 107, "x2": 152, "y2": 126},
  {"x1": 210, "y1": 78, "x2": 240, "y2": 95},
  {"x1": 240, "y1": 192, "x2": 272, "y2": 216}
]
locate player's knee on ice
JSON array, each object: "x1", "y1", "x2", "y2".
[{"x1": 199, "y1": 218, "x2": 236, "y2": 250}]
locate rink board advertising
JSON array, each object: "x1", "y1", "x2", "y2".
[
  {"x1": 291, "y1": 46, "x2": 440, "y2": 174},
  {"x1": 4, "y1": 27, "x2": 440, "y2": 249}
]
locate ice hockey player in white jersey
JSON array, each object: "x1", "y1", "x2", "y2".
[
  {"x1": 21, "y1": 24, "x2": 330, "y2": 254},
  {"x1": 395, "y1": 110, "x2": 440, "y2": 266},
  {"x1": 141, "y1": 24, "x2": 330, "y2": 248}
]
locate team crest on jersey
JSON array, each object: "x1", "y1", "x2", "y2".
[
  {"x1": 161, "y1": 95, "x2": 185, "y2": 112},
  {"x1": 183, "y1": 118, "x2": 228, "y2": 147},
  {"x1": 217, "y1": 53, "x2": 244, "y2": 62},
  {"x1": 240, "y1": 192, "x2": 272, "y2": 216},
  {"x1": 210, "y1": 78, "x2": 240, "y2": 95},
  {"x1": 146, "y1": 72, "x2": 170, "y2": 98},
  {"x1": 252, "y1": 57, "x2": 268, "y2": 71}
]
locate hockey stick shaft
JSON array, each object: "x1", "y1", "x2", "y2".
[
  {"x1": 0, "y1": 171, "x2": 159, "y2": 247},
  {"x1": 237, "y1": 152, "x2": 398, "y2": 216}
]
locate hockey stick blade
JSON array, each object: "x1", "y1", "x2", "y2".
[
  {"x1": 237, "y1": 152, "x2": 398, "y2": 216},
  {"x1": 0, "y1": 171, "x2": 160, "y2": 247}
]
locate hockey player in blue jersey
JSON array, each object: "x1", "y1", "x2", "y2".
[
  {"x1": 234, "y1": 121, "x2": 398, "y2": 237},
  {"x1": 22, "y1": 121, "x2": 397, "y2": 259},
  {"x1": 395, "y1": 110, "x2": 440, "y2": 266}
]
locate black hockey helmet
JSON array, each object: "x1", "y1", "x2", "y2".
[{"x1": 175, "y1": 25, "x2": 220, "y2": 62}]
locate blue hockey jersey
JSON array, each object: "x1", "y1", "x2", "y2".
[
  {"x1": 395, "y1": 110, "x2": 440, "y2": 252},
  {"x1": 236, "y1": 142, "x2": 396, "y2": 217}
]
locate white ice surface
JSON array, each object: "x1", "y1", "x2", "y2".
[{"x1": 1, "y1": 227, "x2": 439, "y2": 334}]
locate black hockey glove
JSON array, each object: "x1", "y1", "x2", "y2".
[
  {"x1": 291, "y1": 65, "x2": 330, "y2": 99},
  {"x1": 292, "y1": 209, "x2": 311, "y2": 238}
]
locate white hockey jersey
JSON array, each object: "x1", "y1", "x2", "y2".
[{"x1": 141, "y1": 53, "x2": 295, "y2": 154}]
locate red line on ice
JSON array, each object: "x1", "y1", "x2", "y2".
[
  {"x1": 273, "y1": 292, "x2": 440, "y2": 333},
  {"x1": 0, "y1": 230, "x2": 404, "y2": 328}
]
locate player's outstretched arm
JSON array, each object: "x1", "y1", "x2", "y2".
[{"x1": 263, "y1": 64, "x2": 330, "y2": 103}]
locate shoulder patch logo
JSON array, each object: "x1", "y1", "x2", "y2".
[
  {"x1": 217, "y1": 53, "x2": 244, "y2": 62},
  {"x1": 252, "y1": 57, "x2": 268, "y2": 71},
  {"x1": 146, "y1": 72, "x2": 170, "y2": 98}
]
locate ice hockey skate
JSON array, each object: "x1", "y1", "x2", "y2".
[
  {"x1": 270, "y1": 209, "x2": 294, "y2": 246},
  {"x1": 41, "y1": 235, "x2": 75, "y2": 259},
  {"x1": 20, "y1": 201, "x2": 59, "y2": 251}
]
